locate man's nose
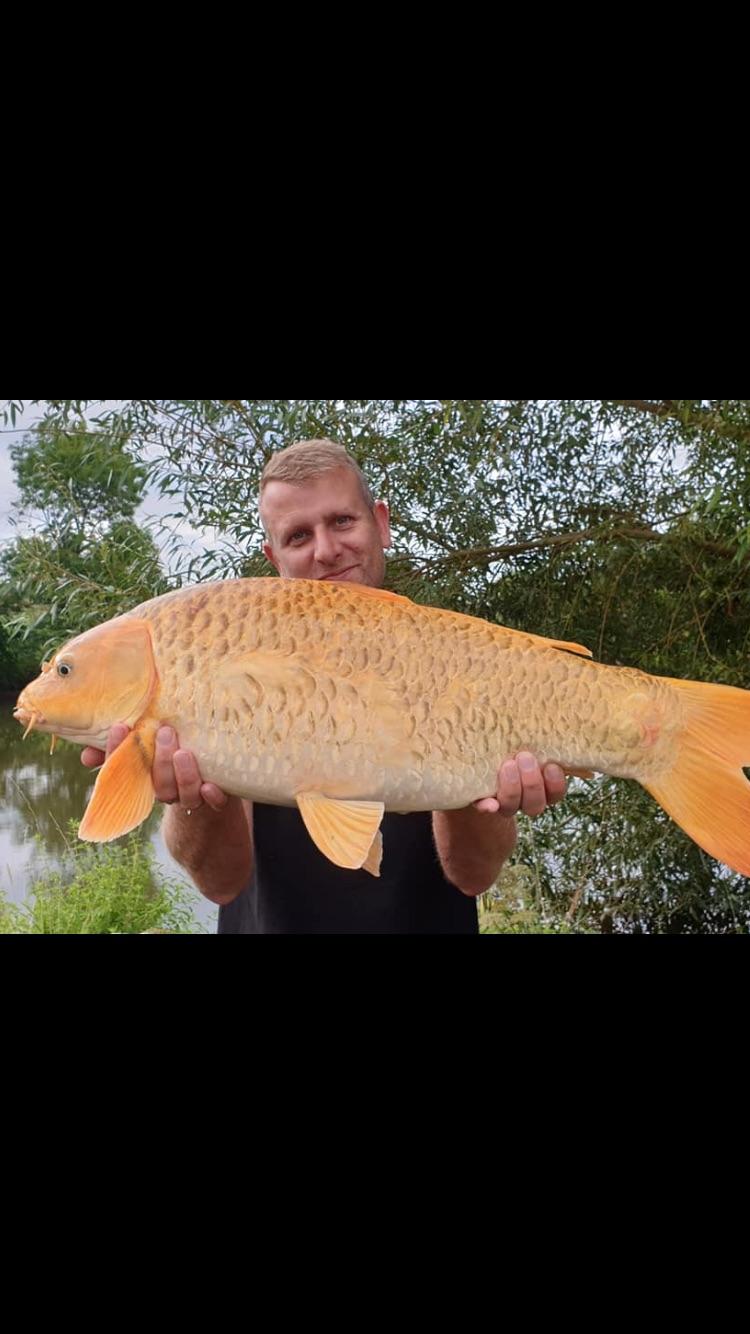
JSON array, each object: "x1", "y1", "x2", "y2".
[{"x1": 314, "y1": 527, "x2": 344, "y2": 564}]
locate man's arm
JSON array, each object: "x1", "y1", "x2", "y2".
[
  {"x1": 433, "y1": 752, "x2": 567, "y2": 896},
  {"x1": 82, "y1": 724, "x2": 253, "y2": 907},
  {"x1": 161, "y1": 799, "x2": 253, "y2": 907}
]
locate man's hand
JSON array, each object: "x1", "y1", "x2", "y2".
[
  {"x1": 81, "y1": 723, "x2": 228, "y2": 813},
  {"x1": 82, "y1": 723, "x2": 251, "y2": 904},
  {"x1": 473, "y1": 752, "x2": 567, "y2": 818}
]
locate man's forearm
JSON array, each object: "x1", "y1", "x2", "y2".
[
  {"x1": 432, "y1": 807, "x2": 518, "y2": 897},
  {"x1": 162, "y1": 798, "x2": 253, "y2": 906}
]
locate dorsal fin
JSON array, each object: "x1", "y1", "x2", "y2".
[
  {"x1": 504, "y1": 625, "x2": 593, "y2": 658},
  {"x1": 448, "y1": 609, "x2": 592, "y2": 658},
  {"x1": 323, "y1": 580, "x2": 591, "y2": 654},
  {"x1": 345, "y1": 584, "x2": 413, "y2": 606}
]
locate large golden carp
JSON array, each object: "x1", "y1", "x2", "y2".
[{"x1": 13, "y1": 578, "x2": 750, "y2": 877}]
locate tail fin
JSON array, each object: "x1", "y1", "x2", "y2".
[{"x1": 642, "y1": 678, "x2": 750, "y2": 877}]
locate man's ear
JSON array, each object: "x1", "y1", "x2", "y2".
[
  {"x1": 263, "y1": 541, "x2": 280, "y2": 572},
  {"x1": 374, "y1": 500, "x2": 391, "y2": 548}
]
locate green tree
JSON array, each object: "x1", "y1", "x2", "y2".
[
  {"x1": 1, "y1": 413, "x2": 167, "y2": 683},
  {"x1": 11, "y1": 417, "x2": 147, "y2": 533}
]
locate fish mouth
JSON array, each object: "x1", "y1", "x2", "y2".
[
  {"x1": 14, "y1": 705, "x2": 45, "y2": 726},
  {"x1": 14, "y1": 706, "x2": 49, "y2": 740},
  {"x1": 14, "y1": 709, "x2": 105, "y2": 749}
]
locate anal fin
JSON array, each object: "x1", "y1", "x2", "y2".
[
  {"x1": 296, "y1": 791, "x2": 384, "y2": 875},
  {"x1": 362, "y1": 829, "x2": 383, "y2": 878}
]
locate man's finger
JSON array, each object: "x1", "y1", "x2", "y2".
[
  {"x1": 106, "y1": 723, "x2": 131, "y2": 759},
  {"x1": 173, "y1": 749, "x2": 204, "y2": 811},
  {"x1": 84, "y1": 723, "x2": 130, "y2": 768},
  {"x1": 200, "y1": 783, "x2": 229, "y2": 812},
  {"x1": 517, "y1": 752, "x2": 547, "y2": 817},
  {"x1": 473, "y1": 796, "x2": 500, "y2": 813},
  {"x1": 81, "y1": 746, "x2": 105, "y2": 769},
  {"x1": 152, "y1": 725, "x2": 179, "y2": 803},
  {"x1": 543, "y1": 763, "x2": 567, "y2": 805},
  {"x1": 496, "y1": 759, "x2": 523, "y2": 817}
]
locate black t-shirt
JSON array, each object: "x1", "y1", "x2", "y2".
[{"x1": 217, "y1": 804, "x2": 478, "y2": 935}]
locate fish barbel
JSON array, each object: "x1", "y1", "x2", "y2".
[{"x1": 13, "y1": 577, "x2": 750, "y2": 877}]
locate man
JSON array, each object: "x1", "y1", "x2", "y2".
[{"x1": 83, "y1": 440, "x2": 567, "y2": 932}]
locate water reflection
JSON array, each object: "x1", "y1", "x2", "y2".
[{"x1": 0, "y1": 696, "x2": 217, "y2": 931}]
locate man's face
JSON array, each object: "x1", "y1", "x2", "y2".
[{"x1": 261, "y1": 467, "x2": 391, "y2": 588}]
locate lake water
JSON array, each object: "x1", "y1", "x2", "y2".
[{"x1": 0, "y1": 695, "x2": 218, "y2": 932}]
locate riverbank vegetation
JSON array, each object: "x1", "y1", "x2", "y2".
[{"x1": 0, "y1": 830, "x2": 201, "y2": 934}]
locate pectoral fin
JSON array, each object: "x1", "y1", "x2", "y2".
[
  {"x1": 296, "y1": 791, "x2": 384, "y2": 876},
  {"x1": 78, "y1": 720, "x2": 158, "y2": 843}
]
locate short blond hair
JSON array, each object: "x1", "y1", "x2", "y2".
[{"x1": 259, "y1": 439, "x2": 375, "y2": 510}]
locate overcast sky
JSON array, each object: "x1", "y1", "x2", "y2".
[{"x1": 0, "y1": 435, "x2": 19, "y2": 544}]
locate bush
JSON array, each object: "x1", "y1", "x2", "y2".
[
  {"x1": 0, "y1": 832, "x2": 202, "y2": 935},
  {"x1": 478, "y1": 863, "x2": 584, "y2": 935}
]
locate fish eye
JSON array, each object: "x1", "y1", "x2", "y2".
[{"x1": 57, "y1": 662, "x2": 72, "y2": 678}]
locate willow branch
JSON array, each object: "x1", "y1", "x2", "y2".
[
  {"x1": 610, "y1": 399, "x2": 750, "y2": 444},
  {"x1": 390, "y1": 509, "x2": 742, "y2": 573}
]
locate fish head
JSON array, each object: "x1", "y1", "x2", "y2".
[{"x1": 14, "y1": 617, "x2": 157, "y2": 746}]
